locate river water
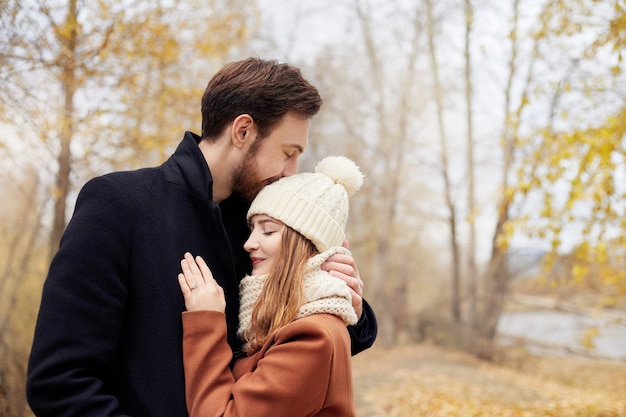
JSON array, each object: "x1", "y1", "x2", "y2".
[{"x1": 497, "y1": 310, "x2": 626, "y2": 361}]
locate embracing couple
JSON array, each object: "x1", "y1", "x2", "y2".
[{"x1": 27, "y1": 57, "x2": 377, "y2": 417}]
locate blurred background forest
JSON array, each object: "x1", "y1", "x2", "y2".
[{"x1": 1, "y1": 0, "x2": 625, "y2": 416}]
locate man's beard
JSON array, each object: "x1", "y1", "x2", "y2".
[{"x1": 232, "y1": 149, "x2": 264, "y2": 202}]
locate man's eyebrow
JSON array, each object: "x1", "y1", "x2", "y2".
[{"x1": 286, "y1": 144, "x2": 304, "y2": 153}]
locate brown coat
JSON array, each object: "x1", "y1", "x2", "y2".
[{"x1": 182, "y1": 310, "x2": 355, "y2": 417}]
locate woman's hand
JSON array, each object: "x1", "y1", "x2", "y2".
[{"x1": 178, "y1": 252, "x2": 226, "y2": 313}]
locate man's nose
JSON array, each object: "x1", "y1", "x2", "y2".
[{"x1": 282, "y1": 158, "x2": 299, "y2": 177}]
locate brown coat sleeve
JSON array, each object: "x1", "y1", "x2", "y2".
[
  {"x1": 182, "y1": 311, "x2": 353, "y2": 417},
  {"x1": 181, "y1": 310, "x2": 235, "y2": 417}
]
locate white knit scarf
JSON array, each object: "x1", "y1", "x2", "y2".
[{"x1": 237, "y1": 247, "x2": 358, "y2": 352}]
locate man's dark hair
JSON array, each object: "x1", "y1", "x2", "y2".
[{"x1": 201, "y1": 57, "x2": 323, "y2": 140}]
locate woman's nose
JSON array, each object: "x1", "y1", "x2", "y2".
[{"x1": 243, "y1": 237, "x2": 257, "y2": 252}]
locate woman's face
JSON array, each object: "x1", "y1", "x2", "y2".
[{"x1": 244, "y1": 214, "x2": 285, "y2": 275}]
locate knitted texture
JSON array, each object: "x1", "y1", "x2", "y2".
[
  {"x1": 237, "y1": 247, "x2": 358, "y2": 352},
  {"x1": 247, "y1": 156, "x2": 364, "y2": 252}
]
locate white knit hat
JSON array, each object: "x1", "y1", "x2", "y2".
[{"x1": 247, "y1": 155, "x2": 364, "y2": 252}]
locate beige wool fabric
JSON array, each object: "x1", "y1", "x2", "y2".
[
  {"x1": 247, "y1": 155, "x2": 364, "y2": 252},
  {"x1": 237, "y1": 247, "x2": 358, "y2": 352}
]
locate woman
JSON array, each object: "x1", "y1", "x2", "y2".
[{"x1": 178, "y1": 155, "x2": 364, "y2": 417}]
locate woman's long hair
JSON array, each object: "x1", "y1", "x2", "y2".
[{"x1": 244, "y1": 226, "x2": 317, "y2": 353}]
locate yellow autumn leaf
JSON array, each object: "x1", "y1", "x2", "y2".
[
  {"x1": 572, "y1": 264, "x2": 588, "y2": 283},
  {"x1": 580, "y1": 326, "x2": 599, "y2": 350}
]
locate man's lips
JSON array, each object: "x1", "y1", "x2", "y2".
[{"x1": 265, "y1": 176, "x2": 281, "y2": 186}]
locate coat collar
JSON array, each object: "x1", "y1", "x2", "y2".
[{"x1": 164, "y1": 131, "x2": 214, "y2": 200}]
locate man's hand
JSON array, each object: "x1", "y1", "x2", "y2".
[{"x1": 321, "y1": 240, "x2": 364, "y2": 319}]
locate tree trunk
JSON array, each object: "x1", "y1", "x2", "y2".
[
  {"x1": 475, "y1": 0, "x2": 521, "y2": 360},
  {"x1": 464, "y1": 0, "x2": 479, "y2": 353},
  {"x1": 49, "y1": 0, "x2": 78, "y2": 261},
  {"x1": 425, "y1": 0, "x2": 462, "y2": 337}
]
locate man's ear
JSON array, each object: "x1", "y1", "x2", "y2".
[{"x1": 231, "y1": 114, "x2": 257, "y2": 149}]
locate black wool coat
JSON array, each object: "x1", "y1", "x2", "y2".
[{"x1": 26, "y1": 132, "x2": 377, "y2": 417}]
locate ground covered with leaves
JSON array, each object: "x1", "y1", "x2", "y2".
[{"x1": 352, "y1": 344, "x2": 626, "y2": 417}]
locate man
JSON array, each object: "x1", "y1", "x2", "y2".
[{"x1": 26, "y1": 57, "x2": 377, "y2": 417}]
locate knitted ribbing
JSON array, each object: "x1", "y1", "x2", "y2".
[
  {"x1": 247, "y1": 156, "x2": 364, "y2": 252},
  {"x1": 237, "y1": 247, "x2": 358, "y2": 352}
]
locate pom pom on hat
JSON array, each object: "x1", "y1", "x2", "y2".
[
  {"x1": 314, "y1": 156, "x2": 364, "y2": 198},
  {"x1": 247, "y1": 156, "x2": 364, "y2": 252}
]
